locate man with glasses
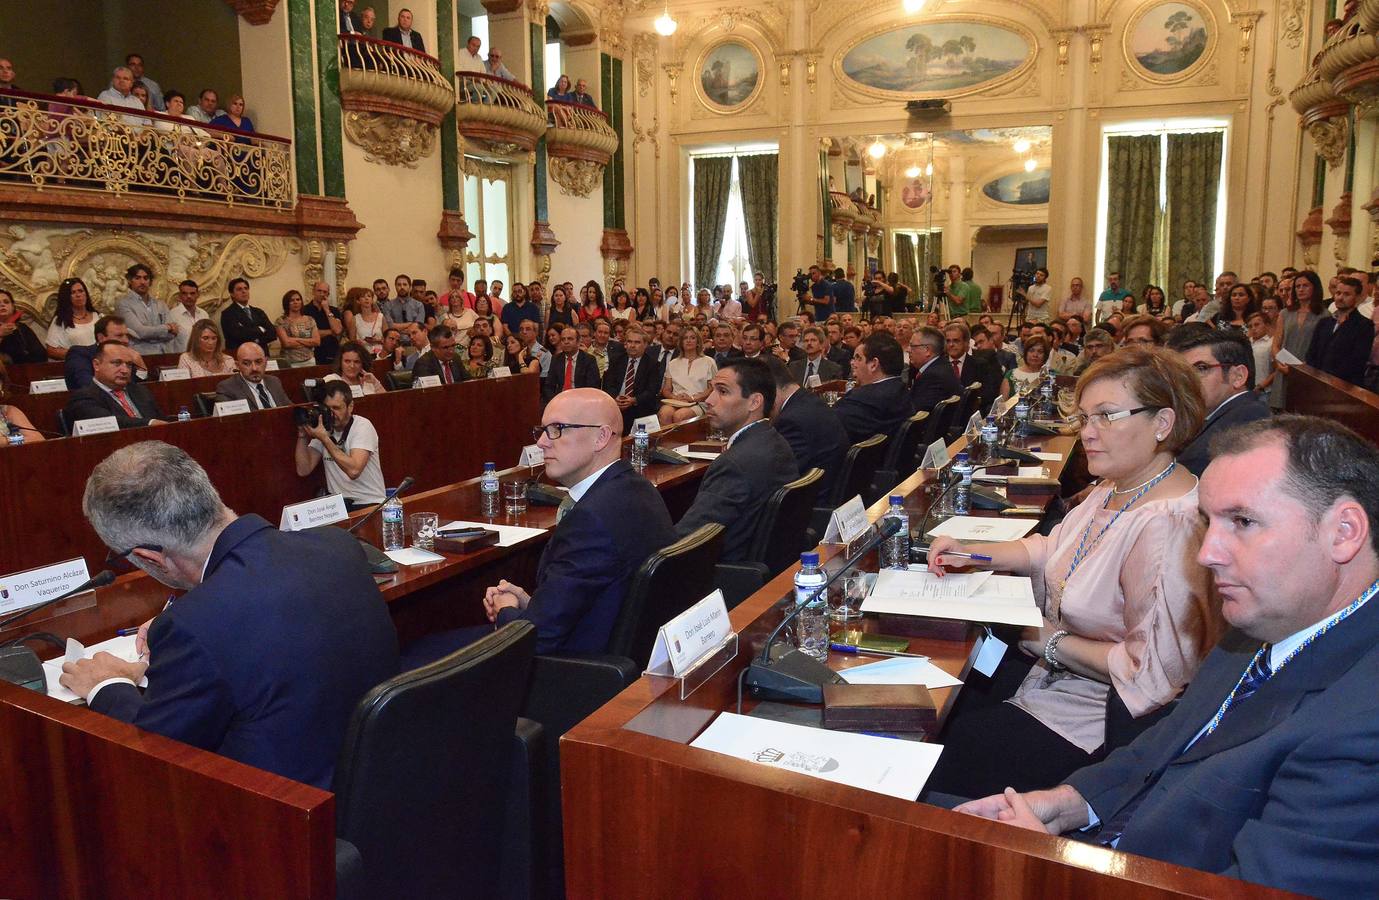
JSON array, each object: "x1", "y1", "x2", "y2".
[
  {"x1": 63, "y1": 342, "x2": 168, "y2": 429},
  {"x1": 406, "y1": 390, "x2": 676, "y2": 662},
  {"x1": 294, "y1": 381, "x2": 386, "y2": 509},
  {"x1": 1071, "y1": 328, "x2": 1116, "y2": 376},
  {"x1": 907, "y1": 325, "x2": 962, "y2": 414},
  {"x1": 1167, "y1": 325, "x2": 1269, "y2": 477}
]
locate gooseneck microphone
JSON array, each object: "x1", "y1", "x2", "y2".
[
  {"x1": 348, "y1": 475, "x2": 416, "y2": 535},
  {"x1": 0, "y1": 569, "x2": 117, "y2": 634},
  {"x1": 741, "y1": 518, "x2": 902, "y2": 704},
  {"x1": 346, "y1": 476, "x2": 416, "y2": 574}
]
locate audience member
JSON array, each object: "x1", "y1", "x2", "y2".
[
  {"x1": 163, "y1": 280, "x2": 208, "y2": 354},
  {"x1": 221, "y1": 277, "x2": 274, "y2": 353},
  {"x1": 658, "y1": 326, "x2": 716, "y2": 425},
  {"x1": 768, "y1": 356, "x2": 848, "y2": 501},
  {"x1": 944, "y1": 321, "x2": 1002, "y2": 414},
  {"x1": 600, "y1": 325, "x2": 661, "y2": 430},
  {"x1": 502, "y1": 333, "x2": 540, "y2": 376},
  {"x1": 275, "y1": 289, "x2": 320, "y2": 368},
  {"x1": 44, "y1": 277, "x2": 97, "y2": 360},
  {"x1": 1001, "y1": 337, "x2": 1048, "y2": 400},
  {"x1": 324, "y1": 341, "x2": 386, "y2": 395},
  {"x1": 906, "y1": 325, "x2": 962, "y2": 414},
  {"x1": 186, "y1": 88, "x2": 222, "y2": 123},
  {"x1": 462, "y1": 334, "x2": 495, "y2": 379},
  {"x1": 543, "y1": 325, "x2": 599, "y2": 403},
  {"x1": 1167, "y1": 326, "x2": 1270, "y2": 476},
  {"x1": 116, "y1": 264, "x2": 177, "y2": 355},
  {"x1": 64, "y1": 315, "x2": 143, "y2": 389},
  {"x1": 547, "y1": 74, "x2": 573, "y2": 102},
  {"x1": 96, "y1": 66, "x2": 150, "y2": 125},
  {"x1": 1119, "y1": 313, "x2": 1167, "y2": 348},
  {"x1": 457, "y1": 35, "x2": 486, "y2": 73},
  {"x1": 789, "y1": 326, "x2": 842, "y2": 385},
  {"x1": 305, "y1": 281, "x2": 344, "y2": 364},
  {"x1": 486, "y1": 49, "x2": 516, "y2": 81},
  {"x1": 0, "y1": 357, "x2": 42, "y2": 442},
  {"x1": 209, "y1": 94, "x2": 254, "y2": 133},
  {"x1": 177, "y1": 320, "x2": 234, "y2": 378},
  {"x1": 570, "y1": 78, "x2": 595, "y2": 106},
  {"x1": 125, "y1": 53, "x2": 164, "y2": 110},
  {"x1": 382, "y1": 274, "x2": 425, "y2": 325},
  {"x1": 345, "y1": 286, "x2": 386, "y2": 350},
  {"x1": 0, "y1": 289, "x2": 45, "y2": 364},
  {"x1": 294, "y1": 381, "x2": 386, "y2": 508},
  {"x1": 64, "y1": 343, "x2": 168, "y2": 429},
  {"x1": 834, "y1": 332, "x2": 913, "y2": 443},
  {"x1": 215, "y1": 342, "x2": 291, "y2": 410},
  {"x1": 339, "y1": 0, "x2": 363, "y2": 33},
  {"x1": 381, "y1": 8, "x2": 425, "y2": 51},
  {"x1": 1270, "y1": 270, "x2": 1324, "y2": 410},
  {"x1": 1306, "y1": 275, "x2": 1373, "y2": 386}
]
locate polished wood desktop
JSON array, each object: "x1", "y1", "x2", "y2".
[{"x1": 1285, "y1": 364, "x2": 1379, "y2": 445}]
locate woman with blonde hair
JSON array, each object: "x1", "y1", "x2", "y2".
[
  {"x1": 345, "y1": 286, "x2": 385, "y2": 352},
  {"x1": 177, "y1": 319, "x2": 234, "y2": 378},
  {"x1": 658, "y1": 326, "x2": 717, "y2": 425}
]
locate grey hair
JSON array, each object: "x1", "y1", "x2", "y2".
[
  {"x1": 82, "y1": 442, "x2": 226, "y2": 556},
  {"x1": 112, "y1": 66, "x2": 133, "y2": 78}
]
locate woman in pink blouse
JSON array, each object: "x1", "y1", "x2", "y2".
[{"x1": 925, "y1": 347, "x2": 1222, "y2": 797}]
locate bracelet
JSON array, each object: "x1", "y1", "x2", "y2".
[{"x1": 1044, "y1": 629, "x2": 1070, "y2": 671}]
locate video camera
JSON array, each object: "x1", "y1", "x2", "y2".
[{"x1": 790, "y1": 269, "x2": 811, "y2": 296}]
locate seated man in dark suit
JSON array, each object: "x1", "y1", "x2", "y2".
[
  {"x1": 380, "y1": 9, "x2": 425, "y2": 51},
  {"x1": 906, "y1": 325, "x2": 963, "y2": 414},
  {"x1": 952, "y1": 417, "x2": 1379, "y2": 898},
  {"x1": 409, "y1": 323, "x2": 468, "y2": 384},
  {"x1": 675, "y1": 358, "x2": 798, "y2": 562},
  {"x1": 1166, "y1": 325, "x2": 1271, "y2": 476},
  {"x1": 710, "y1": 324, "x2": 743, "y2": 368},
  {"x1": 60, "y1": 441, "x2": 398, "y2": 790},
  {"x1": 601, "y1": 325, "x2": 661, "y2": 430},
  {"x1": 767, "y1": 357, "x2": 847, "y2": 502},
  {"x1": 832, "y1": 332, "x2": 913, "y2": 443},
  {"x1": 214, "y1": 342, "x2": 293, "y2": 410},
  {"x1": 543, "y1": 325, "x2": 600, "y2": 404},
  {"x1": 64, "y1": 342, "x2": 167, "y2": 429},
  {"x1": 944, "y1": 321, "x2": 1002, "y2": 415},
  {"x1": 787, "y1": 326, "x2": 843, "y2": 386},
  {"x1": 64, "y1": 315, "x2": 147, "y2": 390}
]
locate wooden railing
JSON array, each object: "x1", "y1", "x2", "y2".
[
  {"x1": 454, "y1": 72, "x2": 546, "y2": 153},
  {"x1": 0, "y1": 88, "x2": 291, "y2": 207},
  {"x1": 337, "y1": 34, "x2": 455, "y2": 124},
  {"x1": 545, "y1": 100, "x2": 618, "y2": 165}
]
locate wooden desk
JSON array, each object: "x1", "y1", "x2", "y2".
[
  {"x1": 6, "y1": 353, "x2": 182, "y2": 386},
  {"x1": 1285, "y1": 364, "x2": 1379, "y2": 445},
  {"x1": 560, "y1": 434, "x2": 1282, "y2": 898},
  {"x1": 0, "y1": 375, "x2": 540, "y2": 574}
]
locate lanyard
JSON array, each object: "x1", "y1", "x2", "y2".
[{"x1": 1063, "y1": 462, "x2": 1176, "y2": 587}]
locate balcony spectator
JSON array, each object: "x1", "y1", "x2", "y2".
[
  {"x1": 571, "y1": 78, "x2": 595, "y2": 107},
  {"x1": 125, "y1": 53, "x2": 165, "y2": 111},
  {"x1": 45, "y1": 277, "x2": 97, "y2": 360},
  {"x1": 457, "y1": 36, "x2": 486, "y2": 74},
  {"x1": 0, "y1": 289, "x2": 45, "y2": 364},
  {"x1": 339, "y1": 0, "x2": 362, "y2": 33},
  {"x1": 131, "y1": 83, "x2": 151, "y2": 110},
  {"x1": 382, "y1": 8, "x2": 426, "y2": 52},
  {"x1": 547, "y1": 74, "x2": 573, "y2": 103},
  {"x1": 486, "y1": 49, "x2": 516, "y2": 82},
  {"x1": 359, "y1": 6, "x2": 377, "y2": 35},
  {"x1": 210, "y1": 95, "x2": 255, "y2": 134},
  {"x1": 48, "y1": 77, "x2": 83, "y2": 116},
  {"x1": 0, "y1": 58, "x2": 15, "y2": 91},
  {"x1": 97, "y1": 66, "x2": 151, "y2": 126},
  {"x1": 187, "y1": 89, "x2": 223, "y2": 124}
]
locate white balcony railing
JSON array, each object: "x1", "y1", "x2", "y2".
[
  {"x1": 338, "y1": 34, "x2": 455, "y2": 124},
  {"x1": 455, "y1": 72, "x2": 546, "y2": 154}
]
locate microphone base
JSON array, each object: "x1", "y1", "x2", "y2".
[
  {"x1": 356, "y1": 539, "x2": 399, "y2": 575},
  {"x1": 996, "y1": 445, "x2": 1041, "y2": 465},
  {"x1": 744, "y1": 644, "x2": 844, "y2": 704},
  {"x1": 0, "y1": 646, "x2": 46, "y2": 694}
]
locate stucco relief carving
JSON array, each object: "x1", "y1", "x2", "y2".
[
  {"x1": 549, "y1": 157, "x2": 605, "y2": 197},
  {"x1": 343, "y1": 112, "x2": 439, "y2": 168},
  {"x1": 633, "y1": 33, "x2": 658, "y2": 97},
  {"x1": 1308, "y1": 116, "x2": 1350, "y2": 169},
  {"x1": 1280, "y1": 0, "x2": 1306, "y2": 49}
]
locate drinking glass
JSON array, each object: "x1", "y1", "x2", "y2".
[
  {"x1": 832, "y1": 572, "x2": 867, "y2": 622},
  {"x1": 503, "y1": 479, "x2": 529, "y2": 515},
  {"x1": 409, "y1": 512, "x2": 439, "y2": 550}
]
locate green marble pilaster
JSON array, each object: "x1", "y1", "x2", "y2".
[
  {"x1": 601, "y1": 54, "x2": 625, "y2": 230},
  {"x1": 288, "y1": 0, "x2": 320, "y2": 194},
  {"x1": 532, "y1": 21, "x2": 548, "y2": 222},
  {"x1": 313, "y1": 0, "x2": 346, "y2": 197},
  {"x1": 438, "y1": 0, "x2": 459, "y2": 211}
]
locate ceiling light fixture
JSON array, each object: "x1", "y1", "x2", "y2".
[
  {"x1": 905, "y1": 165, "x2": 921, "y2": 179},
  {"x1": 1013, "y1": 138, "x2": 1031, "y2": 154},
  {"x1": 1024, "y1": 158, "x2": 1037, "y2": 173},
  {"x1": 868, "y1": 140, "x2": 887, "y2": 159},
  {"x1": 653, "y1": 5, "x2": 678, "y2": 36},
  {"x1": 902, "y1": 0, "x2": 925, "y2": 14}
]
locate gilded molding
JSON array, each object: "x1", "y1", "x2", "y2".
[
  {"x1": 549, "y1": 156, "x2": 605, "y2": 197},
  {"x1": 633, "y1": 33, "x2": 658, "y2": 97},
  {"x1": 1308, "y1": 116, "x2": 1351, "y2": 169},
  {"x1": 631, "y1": 112, "x2": 661, "y2": 159},
  {"x1": 343, "y1": 112, "x2": 439, "y2": 168}
]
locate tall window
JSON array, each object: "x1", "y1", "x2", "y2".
[
  {"x1": 471, "y1": 16, "x2": 490, "y2": 54},
  {"x1": 463, "y1": 158, "x2": 512, "y2": 289},
  {"x1": 544, "y1": 41, "x2": 562, "y2": 92},
  {"x1": 687, "y1": 145, "x2": 777, "y2": 290}
]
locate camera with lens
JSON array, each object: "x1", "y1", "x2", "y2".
[
  {"x1": 791, "y1": 269, "x2": 811, "y2": 295},
  {"x1": 294, "y1": 402, "x2": 330, "y2": 430}
]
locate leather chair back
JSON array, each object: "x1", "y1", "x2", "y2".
[
  {"x1": 880, "y1": 410, "x2": 930, "y2": 481},
  {"x1": 921, "y1": 395, "x2": 962, "y2": 447},
  {"x1": 748, "y1": 467, "x2": 825, "y2": 574},
  {"x1": 384, "y1": 370, "x2": 414, "y2": 391},
  {"x1": 333, "y1": 621, "x2": 537, "y2": 898},
  {"x1": 607, "y1": 522, "x2": 726, "y2": 668},
  {"x1": 948, "y1": 382, "x2": 983, "y2": 440},
  {"x1": 829, "y1": 434, "x2": 888, "y2": 508},
  {"x1": 193, "y1": 392, "x2": 217, "y2": 418}
]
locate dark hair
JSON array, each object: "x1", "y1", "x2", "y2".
[
  {"x1": 1165, "y1": 323, "x2": 1256, "y2": 390},
  {"x1": 448, "y1": 267, "x2": 464, "y2": 280},
  {"x1": 858, "y1": 333, "x2": 904, "y2": 377},
  {"x1": 468, "y1": 333, "x2": 493, "y2": 361},
  {"x1": 319, "y1": 380, "x2": 354, "y2": 405},
  {"x1": 179, "y1": 279, "x2": 198, "y2": 290},
  {"x1": 764, "y1": 354, "x2": 795, "y2": 391},
  {"x1": 126, "y1": 263, "x2": 152, "y2": 281},
  {"x1": 1216, "y1": 282, "x2": 1260, "y2": 324},
  {"x1": 52, "y1": 76, "x2": 80, "y2": 94},
  {"x1": 94, "y1": 314, "x2": 124, "y2": 337},
  {"x1": 164, "y1": 89, "x2": 184, "y2": 105},
  {"x1": 228, "y1": 276, "x2": 249, "y2": 293},
  {"x1": 1211, "y1": 415, "x2": 1379, "y2": 555},
  {"x1": 333, "y1": 340, "x2": 371, "y2": 376},
  {"x1": 1336, "y1": 275, "x2": 1364, "y2": 295},
  {"x1": 721, "y1": 357, "x2": 776, "y2": 411},
  {"x1": 280, "y1": 289, "x2": 302, "y2": 315},
  {"x1": 1120, "y1": 313, "x2": 1168, "y2": 345},
  {"x1": 1290, "y1": 270, "x2": 1325, "y2": 315},
  {"x1": 429, "y1": 324, "x2": 454, "y2": 344},
  {"x1": 54, "y1": 277, "x2": 91, "y2": 329}
]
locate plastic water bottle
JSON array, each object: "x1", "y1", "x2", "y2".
[
  {"x1": 953, "y1": 451, "x2": 974, "y2": 516},
  {"x1": 1039, "y1": 373, "x2": 1055, "y2": 412},
  {"x1": 1014, "y1": 395, "x2": 1031, "y2": 436},
  {"x1": 981, "y1": 415, "x2": 999, "y2": 462},
  {"x1": 793, "y1": 552, "x2": 829, "y2": 662},
  {"x1": 844, "y1": 377, "x2": 857, "y2": 393},
  {"x1": 177, "y1": 405, "x2": 191, "y2": 423},
  {"x1": 381, "y1": 489, "x2": 405, "y2": 551},
  {"x1": 880, "y1": 495, "x2": 911, "y2": 569},
  {"x1": 6, "y1": 425, "x2": 23, "y2": 447},
  {"x1": 631, "y1": 424, "x2": 649, "y2": 473},
  {"x1": 480, "y1": 462, "x2": 500, "y2": 517}
]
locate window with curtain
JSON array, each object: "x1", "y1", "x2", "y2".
[
  {"x1": 463, "y1": 158, "x2": 513, "y2": 290},
  {"x1": 689, "y1": 148, "x2": 778, "y2": 291}
]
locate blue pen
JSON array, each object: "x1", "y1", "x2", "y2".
[
  {"x1": 918, "y1": 546, "x2": 993, "y2": 563},
  {"x1": 830, "y1": 643, "x2": 927, "y2": 658},
  {"x1": 115, "y1": 627, "x2": 140, "y2": 636}
]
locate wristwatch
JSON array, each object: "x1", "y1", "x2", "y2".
[{"x1": 1044, "y1": 629, "x2": 1070, "y2": 671}]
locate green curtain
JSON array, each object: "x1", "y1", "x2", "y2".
[
  {"x1": 895, "y1": 233, "x2": 920, "y2": 304},
  {"x1": 693, "y1": 156, "x2": 733, "y2": 289},
  {"x1": 1104, "y1": 135, "x2": 1160, "y2": 299},
  {"x1": 1165, "y1": 132, "x2": 1224, "y2": 298},
  {"x1": 922, "y1": 230, "x2": 943, "y2": 307},
  {"x1": 738, "y1": 153, "x2": 779, "y2": 285}
]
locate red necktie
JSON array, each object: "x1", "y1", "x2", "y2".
[
  {"x1": 622, "y1": 358, "x2": 637, "y2": 395},
  {"x1": 112, "y1": 389, "x2": 137, "y2": 417},
  {"x1": 952, "y1": 359, "x2": 962, "y2": 379},
  {"x1": 564, "y1": 355, "x2": 574, "y2": 390},
  {"x1": 441, "y1": 361, "x2": 453, "y2": 384}
]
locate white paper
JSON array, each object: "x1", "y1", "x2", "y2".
[
  {"x1": 671, "y1": 444, "x2": 721, "y2": 462},
  {"x1": 926, "y1": 516, "x2": 1037, "y2": 542},
  {"x1": 383, "y1": 547, "x2": 446, "y2": 566},
  {"x1": 1030, "y1": 451, "x2": 1062, "y2": 462},
  {"x1": 822, "y1": 495, "x2": 869, "y2": 544},
  {"x1": 0, "y1": 556, "x2": 92, "y2": 617},
  {"x1": 690, "y1": 712, "x2": 943, "y2": 801},
  {"x1": 862, "y1": 571, "x2": 1041, "y2": 627},
  {"x1": 840, "y1": 657, "x2": 964, "y2": 690},
  {"x1": 440, "y1": 520, "x2": 547, "y2": 547},
  {"x1": 73, "y1": 416, "x2": 119, "y2": 436},
  {"x1": 213, "y1": 399, "x2": 251, "y2": 417},
  {"x1": 863, "y1": 568, "x2": 994, "y2": 606},
  {"x1": 264, "y1": 359, "x2": 280, "y2": 371},
  {"x1": 159, "y1": 367, "x2": 191, "y2": 382},
  {"x1": 490, "y1": 368, "x2": 512, "y2": 378},
  {"x1": 350, "y1": 383, "x2": 365, "y2": 398},
  {"x1": 42, "y1": 634, "x2": 147, "y2": 704},
  {"x1": 972, "y1": 629, "x2": 1008, "y2": 677},
  {"x1": 1276, "y1": 348, "x2": 1304, "y2": 365},
  {"x1": 29, "y1": 378, "x2": 68, "y2": 394},
  {"x1": 518, "y1": 444, "x2": 544, "y2": 467},
  {"x1": 646, "y1": 589, "x2": 732, "y2": 676},
  {"x1": 413, "y1": 374, "x2": 441, "y2": 389},
  {"x1": 632, "y1": 414, "x2": 661, "y2": 434},
  {"x1": 919, "y1": 438, "x2": 949, "y2": 470}
]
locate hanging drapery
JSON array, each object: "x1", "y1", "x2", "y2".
[
  {"x1": 692, "y1": 155, "x2": 733, "y2": 290},
  {"x1": 1103, "y1": 134, "x2": 1161, "y2": 299},
  {"x1": 738, "y1": 153, "x2": 779, "y2": 284},
  {"x1": 1165, "y1": 131, "x2": 1224, "y2": 298},
  {"x1": 894, "y1": 233, "x2": 920, "y2": 305}
]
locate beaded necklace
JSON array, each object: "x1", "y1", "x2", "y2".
[
  {"x1": 1060, "y1": 461, "x2": 1176, "y2": 593},
  {"x1": 1200, "y1": 577, "x2": 1379, "y2": 737}
]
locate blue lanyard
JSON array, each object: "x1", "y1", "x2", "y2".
[{"x1": 1064, "y1": 462, "x2": 1176, "y2": 586}]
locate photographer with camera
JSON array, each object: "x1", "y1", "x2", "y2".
[
  {"x1": 214, "y1": 342, "x2": 292, "y2": 411},
  {"x1": 294, "y1": 380, "x2": 386, "y2": 510},
  {"x1": 799, "y1": 265, "x2": 836, "y2": 320},
  {"x1": 1013, "y1": 266, "x2": 1052, "y2": 322}
]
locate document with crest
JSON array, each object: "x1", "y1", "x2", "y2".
[{"x1": 690, "y1": 712, "x2": 943, "y2": 800}]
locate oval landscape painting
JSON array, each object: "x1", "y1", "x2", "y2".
[
  {"x1": 700, "y1": 41, "x2": 760, "y2": 108},
  {"x1": 981, "y1": 169, "x2": 1051, "y2": 205},
  {"x1": 1129, "y1": 2, "x2": 1209, "y2": 77},
  {"x1": 841, "y1": 22, "x2": 1031, "y2": 96}
]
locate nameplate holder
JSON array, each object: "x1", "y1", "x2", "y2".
[
  {"x1": 491, "y1": 368, "x2": 512, "y2": 378},
  {"x1": 518, "y1": 444, "x2": 544, "y2": 467},
  {"x1": 645, "y1": 589, "x2": 737, "y2": 700},
  {"x1": 804, "y1": 374, "x2": 822, "y2": 389},
  {"x1": 29, "y1": 378, "x2": 67, "y2": 394},
  {"x1": 213, "y1": 399, "x2": 251, "y2": 417},
  {"x1": 350, "y1": 384, "x2": 365, "y2": 399},
  {"x1": 963, "y1": 411, "x2": 982, "y2": 436},
  {"x1": 73, "y1": 416, "x2": 118, "y2": 436},
  {"x1": 822, "y1": 495, "x2": 870, "y2": 545},
  {"x1": 264, "y1": 359, "x2": 280, "y2": 371},
  {"x1": 632, "y1": 414, "x2": 661, "y2": 434},
  {"x1": 279, "y1": 494, "x2": 348, "y2": 532},
  {"x1": 159, "y1": 367, "x2": 191, "y2": 382},
  {"x1": 414, "y1": 375, "x2": 441, "y2": 389},
  {"x1": 919, "y1": 438, "x2": 950, "y2": 471},
  {"x1": 0, "y1": 556, "x2": 93, "y2": 619}
]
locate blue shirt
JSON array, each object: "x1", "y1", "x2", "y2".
[
  {"x1": 831, "y1": 279, "x2": 857, "y2": 313},
  {"x1": 810, "y1": 279, "x2": 835, "y2": 319},
  {"x1": 383, "y1": 297, "x2": 426, "y2": 325},
  {"x1": 500, "y1": 300, "x2": 542, "y2": 334}
]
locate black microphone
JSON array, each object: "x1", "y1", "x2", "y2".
[
  {"x1": 347, "y1": 475, "x2": 416, "y2": 535},
  {"x1": 741, "y1": 518, "x2": 902, "y2": 704},
  {"x1": 346, "y1": 476, "x2": 415, "y2": 575},
  {"x1": 0, "y1": 569, "x2": 116, "y2": 633},
  {"x1": 6, "y1": 423, "x2": 64, "y2": 439}
]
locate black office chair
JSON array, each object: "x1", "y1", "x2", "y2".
[
  {"x1": 193, "y1": 392, "x2": 217, "y2": 418},
  {"x1": 871, "y1": 410, "x2": 930, "y2": 500},
  {"x1": 607, "y1": 522, "x2": 726, "y2": 669},
  {"x1": 332, "y1": 621, "x2": 537, "y2": 899},
  {"x1": 718, "y1": 468, "x2": 825, "y2": 607},
  {"x1": 947, "y1": 382, "x2": 983, "y2": 442},
  {"x1": 920, "y1": 394, "x2": 962, "y2": 448},
  {"x1": 55, "y1": 409, "x2": 70, "y2": 437},
  {"x1": 829, "y1": 433, "x2": 889, "y2": 508},
  {"x1": 383, "y1": 370, "x2": 413, "y2": 391}
]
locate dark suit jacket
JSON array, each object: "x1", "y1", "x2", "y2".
[
  {"x1": 675, "y1": 420, "x2": 798, "y2": 563},
  {"x1": 1306, "y1": 311, "x2": 1375, "y2": 386},
  {"x1": 0, "y1": 321, "x2": 45, "y2": 364},
  {"x1": 380, "y1": 26, "x2": 425, "y2": 52},
  {"x1": 601, "y1": 352, "x2": 662, "y2": 429},
  {"x1": 90, "y1": 516, "x2": 398, "y2": 790},
  {"x1": 773, "y1": 389, "x2": 848, "y2": 502},
  {"x1": 712, "y1": 347, "x2": 743, "y2": 368},
  {"x1": 409, "y1": 351, "x2": 469, "y2": 384},
  {"x1": 64, "y1": 343, "x2": 101, "y2": 389},
  {"x1": 220, "y1": 302, "x2": 275, "y2": 353},
  {"x1": 952, "y1": 350, "x2": 1002, "y2": 415},
  {"x1": 542, "y1": 350, "x2": 600, "y2": 403},
  {"x1": 214, "y1": 373, "x2": 292, "y2": 410},
  {"x1": 833, "y1": 377, "x2": 913, "y2": 444},
  {"x1": 1066, "y1": 595, "x2": 1379, "y2": 896},
  {"x1": 788, "y1": 355, "x2": 843, "y2": 386},
  {"x1": 908, "y1": 358, "x2": 964, "y2": 414},
  {"x1": 64, "y1": 381, "x2": 164, "y2": 429},
  {"x1": 1177, "y1": 391, "x2": 1271, "y2": 477},
  {"x1": 827, "y1": 344, "x2": 853, "y2": 369},
  {"x1": 339, "y1": 8, "x2": 362, "y2": 32},
  {"x1": 495, "y1": 461, "x2": 675, "y2": 654}
]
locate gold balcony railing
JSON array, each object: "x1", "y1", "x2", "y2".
[
  {"x1": 546, "y1": 100, "x2": 618, "y2": 165},
  {"x1": 455, "y1": 72, "x2": 546, "y2": 154},
  {"x1": 0, "y1": 90, "x2": 292, "y2": 207},
  {"x1": 828, "y1": 190, "x2": 857, "y2": 227},
  {"x1": 338, "y1": 34, "x2": 455, "y2": 124}
]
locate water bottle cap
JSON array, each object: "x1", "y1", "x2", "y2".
[
  {"x1": 986, "y1": 415, "x2": 995, "y2": 422},
  {"x1": 483, "y1": 461, "x2": 496, "y2": 471},
  {"x1": 889, "y1": 494, "x2": 903, "y2": 505},
  {"x1": 385, "y1": 488, "x2": 397, "y2": 499},
  {"x1": 636, "y1": 423, "x2": 646, "y2": 432},
  {"x1": 956, "y1": 451, "x2": 970, "y2": 462},
  {"x1": 800, "y1": 552, "x2": 820, "y2": 566}
]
